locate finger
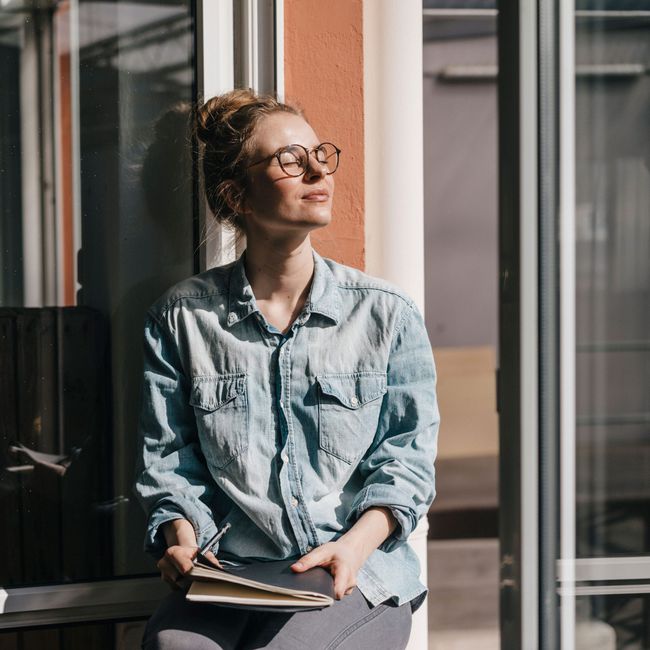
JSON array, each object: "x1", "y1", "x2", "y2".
[
  {"x1": 290, "y1": 546, "x2": 330, "y2": 572},
  {"x1": 157, "y1": 556, "x2": 176, "y2": 578},
  {"x1": 203, "y1": 550, "x2": 222, "y2": 568},
  {"x1": 333, "y1": 569, "x2": 355, "y2": 600},
  {"x1": 166, "y1": 548, "x2": 195, "y2": 575},
  {"x1": 160, "y1": 568, "x2": 181, "y2": 590}
]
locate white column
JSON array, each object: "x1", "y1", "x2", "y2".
[
  {"x1": 364, "y1": 3, "x2": 428, "y2": 649},
  {"x1": 364, "y1": 0, "x2": 424, "y2": 312},
  {"x1": 197, "y1": 0, "x2": 236, "y2": 270},
  {"x1": 20, "y1": 16, "x2": 44, "y2": 307}
]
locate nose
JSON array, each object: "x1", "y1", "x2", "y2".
[{"x1": 303, "y1": 152, "x2": 327, "y2": 180}]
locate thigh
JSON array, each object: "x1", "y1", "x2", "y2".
[
  {"x1": 141, "y1": 589, "x2": 252, "y2": 650},
  {"x1": 239, "y1": 589, "x2": 412, "y2": 650}
]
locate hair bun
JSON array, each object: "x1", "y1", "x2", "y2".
[{"x1": 196, "y1": 89, "x2": 260, "y2": 145}]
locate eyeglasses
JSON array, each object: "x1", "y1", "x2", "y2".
[{"x1": 247, "y1": 142, "x2": 341, "y2": 177}]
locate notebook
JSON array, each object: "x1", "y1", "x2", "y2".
[{"x1": 187, "y1": 556, "x2": 336, "y2": 612}]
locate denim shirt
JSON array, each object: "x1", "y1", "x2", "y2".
[{"x1": 133, "y1": 247, "x2": 440, "y2": 609}]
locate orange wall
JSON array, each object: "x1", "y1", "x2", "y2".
[{"x1": 284, "y1": 0, "x2": 364, "y2": 270}]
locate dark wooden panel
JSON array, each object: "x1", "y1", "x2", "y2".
[
  {"x1": 0, "y1": 307, "x2": 112, "y2": 586},
  {"x1": 0, "y1": 631, "x2": 19, "y2": 650},
  {"x1": 20, "y1": 628, "x2": 60, "y2": 650},
  {"x1": 60, "y1": 307, "x2": 113, "y2": 581},
  {"x1": 16, "y1": 310, "x2": 61, "y2": 583},
  {"x1": 0, "y1": 315, "x2": 23, "y2": 584},
  {"x1": 60, "y1": 621, "x2": 114, "y2": 650}
]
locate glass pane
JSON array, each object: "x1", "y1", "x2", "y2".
[
  {"x1": 0, "y1": 0, "x2": 196, "y2": 587},
  {"x1": 423, "y1": 5, "x2": 500, "y2": 649},
  {"x1": 575, "y1": 7, "x2": 650, "y2": 647}
]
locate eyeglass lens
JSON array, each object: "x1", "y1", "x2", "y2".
[{"x1": 277, "y1": 143, "x2": 339, "y2": 176}]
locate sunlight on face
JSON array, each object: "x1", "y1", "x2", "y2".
[{"x1": 241, "y1": 112, "x2": 335, "y2": 238}]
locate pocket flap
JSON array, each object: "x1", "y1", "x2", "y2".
[
  {"x1": 316, "y1": 373, "x2": 387, "y2": 409},
  {"x1": 190, "y1": 374, "x2": 246, "y2": 411}
]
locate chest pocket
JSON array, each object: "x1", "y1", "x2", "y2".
[
  {"x1": 189, "y1": 373, "x2": 248, "y2": 470},
  {"x1": 315, "y1": 372, "x2": 387, "y2": 464}
]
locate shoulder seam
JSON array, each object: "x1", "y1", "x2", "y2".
[
  {"x1": 392, "y1": 301, "x2": 415, "y2": 341},
  {"x1": 151, "y1": 288, "x2": 227, "y2": 321},
  {"x1": 336, "y1": 283, "x2": 414, "y2": 307}
]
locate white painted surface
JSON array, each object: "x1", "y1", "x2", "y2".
[
  {"x1": 408, "y1": 518, "x2": 429, "y2": 650},
  {"x1": 364, "y1": 0, "x2": 424, "y2": 312},
  {"x1": 559, "y1": 556, "x2": 650, "y2": 582},
  {"x1": 20, "y1": 17, "x2": 43, "y2": 306},
  {"x1": 274, "y1": 0, "x2": 284, "y2": 101},
  {"x1": 519, "y1": 2, "x2": 539, "y2": 647},
  {"x1": 559, "y1": 0, "x2": 577, "y2": 646},
  {"x1": 364, "y1": 3, "x2": 427, "y2": 648},
  {"x1": 197, "y1": 0, "x2": 237, "y2": 270}
]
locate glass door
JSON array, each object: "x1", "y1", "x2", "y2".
[
  {"x1": 569, "y1": 6, "x2": 650, "y2": 649},
  {"x1": 499, "y1": 2, "x2": 650, "y2": 648}
]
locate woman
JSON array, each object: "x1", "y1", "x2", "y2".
[{"x1": 134, "y1": 89, "x2": 439, "y2": 650}]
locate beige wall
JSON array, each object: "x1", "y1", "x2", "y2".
[{"x1": 434, "y1": 346, "x2": 499, "y2": 459}]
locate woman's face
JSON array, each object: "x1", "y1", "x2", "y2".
[{"x1": 240, "y1": 112, "x2": 335, "y2": 237}]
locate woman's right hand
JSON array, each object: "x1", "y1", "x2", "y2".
[
  {"x1": 157, "y1": 544, "x2": 221, "y2": 589},
  {"x1": 158, "y1": 519, "x2": 221, "y2": 589}
]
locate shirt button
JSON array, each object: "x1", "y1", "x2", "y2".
[
  {"x1": 227, "y1": 313, "x2": 236, "y2": 324},
  {"x1": 350, "y1": 396, "x2": 359, "y2": 406},
  {"x1": 306, "y1": 545, "x2": 313, "y2": 552},
  {"x1": 290, "y1": 496, "x2": 299, "y2": 508}
]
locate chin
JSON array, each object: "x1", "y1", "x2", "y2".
[{"x1": 313, "y1": 211, "x2": 333, "y2": 226}]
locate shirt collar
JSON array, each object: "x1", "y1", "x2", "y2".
[{"x1": 226, "y1": 248, "x2": 341, "y2": 328}]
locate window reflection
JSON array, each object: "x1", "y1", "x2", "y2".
[
  {"x1": 0, "y1": 0, "x2": 196, "y2": 587},
  {"x1": 574, "y1": 11, "x2": 650, "y2": 649}
]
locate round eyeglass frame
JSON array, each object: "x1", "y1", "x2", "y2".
[{"x1": 246, "y1": 142, "x2": 341, "y2": 177}]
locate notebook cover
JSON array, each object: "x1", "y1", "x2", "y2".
[{"x1": 188, "y1": 557, "x2": 335, "y2": 611}]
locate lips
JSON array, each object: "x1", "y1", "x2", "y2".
[{"x1": 302, "y1": 190, "x2": 329, "y2": 200}]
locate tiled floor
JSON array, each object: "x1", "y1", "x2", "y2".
[
  {"x1": 429, "y1": 629, "x2": 500, "y2": 650},
  {"x1": 427, "y1": 538, "x2": 500, "y2": 649}
]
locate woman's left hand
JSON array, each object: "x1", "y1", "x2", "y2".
[{"x1": 290, "y1": 539, "x2": 365, "y2": 600}]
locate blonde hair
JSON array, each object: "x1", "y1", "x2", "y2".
[{"x1": 195, "y1": 89, "x2": 303, "y2": 234}]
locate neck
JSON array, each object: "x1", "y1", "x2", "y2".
[{"x1": 243, "y1": 235, "x2": 315, "y2": 308}]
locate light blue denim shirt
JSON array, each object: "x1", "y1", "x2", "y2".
[{"x1": 133, "y1": 247, "x2": 440, "y2": 609}]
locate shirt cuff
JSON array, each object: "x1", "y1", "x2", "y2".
[
  {"x1": 345, "y1": 484, "x2": 418, "y2": 553},
  {"x1": 145, "y1": 499, "x2": 220, "y2": 559}
]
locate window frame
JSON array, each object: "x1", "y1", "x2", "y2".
[{"x1": 0, "y1": 0, "x2": 281, "y2": 631}]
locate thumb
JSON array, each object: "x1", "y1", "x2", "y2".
[
  {"x1": 291, "y1": 546, "x2": 328, "y2": 572},
  {"x1": 203, "y1": 550, "x2": 222, "y2": 568}
]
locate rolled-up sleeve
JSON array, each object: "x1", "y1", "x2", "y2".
[
  {"x1": 346, "y1": 301, "x2": 440, "y2": 552},
  {"x1": 133, "y1": 313, "x2": 219, "y2": 559}
]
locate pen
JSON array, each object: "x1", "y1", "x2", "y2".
[{"x1": 194, "y1": 522, "x2": 231, "y2": 565}]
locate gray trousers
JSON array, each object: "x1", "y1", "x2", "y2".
[{"x1": 142, "y1": 587, "x2": 412, "y2": 650}]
